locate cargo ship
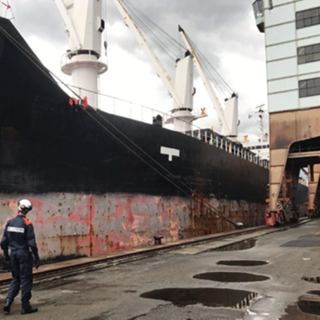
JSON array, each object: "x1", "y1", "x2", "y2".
[{"x1": 0, "y1": 1, "x2": 307, "y2": 260}]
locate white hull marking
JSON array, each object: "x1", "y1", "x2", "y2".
[{"x1": 161, "y1": 147, "x2": 180, "y2": 162}]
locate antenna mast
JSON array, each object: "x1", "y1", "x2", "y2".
[
  {"x1": 255, "y1": 104, "x2": 265, "y2": 141},
  {"x1": 0, "y1": 1, "x2": 15, "y2": 22}
]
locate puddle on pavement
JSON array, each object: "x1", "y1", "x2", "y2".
[
  {"x1": 279, "y1": 295, "x2": 320, "y2": 319},
  {"x1": 308, "y1": 291, "x2": 320, "y2": 296},
  {"x1": 193, "y1": 272, "x2": 269, "y2": 283},
  {"x1": 140, "y1": 288, "x2": 258, "y2": 308},
  {"x1": 298, "y1": 299, "x2": 320, "y2": 316},
  {"x1": 211, "y1": 239, "x2": 256, "y2": 252},
  {"x1": 217, "y1": 260, "x2": 268, "y2": 267},
  {"x1": 302, "y1": 276, "x2": 320, "y2": 283}
]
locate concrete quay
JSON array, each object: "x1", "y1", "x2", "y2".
[{"x1": 1, "y1": 219, "x2": 320, "y2": 319}]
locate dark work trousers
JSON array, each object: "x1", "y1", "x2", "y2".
[{"x1": 6, "y1": 249, "x2": 33, "y2": 308}]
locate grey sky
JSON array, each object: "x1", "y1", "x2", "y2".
[
  {"x1": 7, "y1": 0, "x2": 267, "y2": 141},
  {"x1": 106, "y1": 0, "x2": 265, "y2": 69}
]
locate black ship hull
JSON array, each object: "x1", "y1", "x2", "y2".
[{"x1": 0, "y1": 18, "x2": 306, "y2": 258}]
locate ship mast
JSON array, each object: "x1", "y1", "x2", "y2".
[
  {"x1": 0, "y1": 1, "x2": 14, "y2": 21},
  {"x1": 55, "y1": 0, "x2": 108, "y2": 109}
]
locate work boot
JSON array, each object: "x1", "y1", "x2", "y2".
[
  {"x1": 21, "y1": 306, "x2": 38, "y2": 315},
  {"x1": 3, "y1": 301, "x2": 12, "y2": 313}
]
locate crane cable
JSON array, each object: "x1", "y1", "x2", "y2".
[
  {"x1": 0, "y1": 26, "x2": 241, "y2": 228},
  {"x1": 122, "y1": 0, "x2": 235, "y2": 101},
  {"x1": 185, "y1": 32, "x2": 234, "y2": 97},
  {"x1": 127, "y1": 8, "x2": 178, "y2": 61},
  {"x1": 123, "y1": 0, "x2": 185, "y2": 61},
  {"x1": 124, "y1": 0, "x2": 186, "y2": 54}
]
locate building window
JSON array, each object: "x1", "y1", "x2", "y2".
[
  {"x1": 298, "y1": 43, "x2": 320, "y2": 64},
  {"x1": 299, "y1": 78, "x2": 320, "y2": 98},
  {"x1": 296, "y1": 7, "x2": 320, "y2": 29}
]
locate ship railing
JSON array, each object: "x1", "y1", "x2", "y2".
[
  {"x1": 199, "y1": 132, "x2": 269, "y2": 169},
  {"x1": 61, "y1": 85, "x2": 269, "y2": 170},
  {"x1": 63, "y1": 85, "x2": 171, "y2": 123}
]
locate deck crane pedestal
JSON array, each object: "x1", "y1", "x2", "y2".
[
  {"x1": 55, "y1": 0, "x2": 108, "y2": 109},
  {"x1": 165, "y1": 50, "x2": 207, "y2": 132},
  {"x1": 179, "y1": 26, "x2": 239, "y2": 141}
]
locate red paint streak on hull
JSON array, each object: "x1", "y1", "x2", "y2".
[{"x1": 0, "y1": 193, "x2": 266, "y2": 258}]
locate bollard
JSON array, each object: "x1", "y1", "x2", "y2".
[{"x1": 154, "y1": 235, "x2": 164, "y2": 245}]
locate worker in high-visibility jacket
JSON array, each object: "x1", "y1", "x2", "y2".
[{"x1": 1, "y1": 199, "x2": 40, "y2": 315}]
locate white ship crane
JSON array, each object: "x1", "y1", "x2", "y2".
[
  {"x1": 179, "y1": 26, "x2": 239, "y2": 140},
  {"x1": 113, "y1": 0, "x2": 206, "y2": 132},
  {"x1": 55, "y1": 0, "x2": 108, "y2": 109},
  {"x1": 54, "y1": 0, "x2": 239, "y2": 137}
]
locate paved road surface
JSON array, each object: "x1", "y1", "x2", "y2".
[{"x1": 1, "y1": 220, "x2": 320, "y2": 320}]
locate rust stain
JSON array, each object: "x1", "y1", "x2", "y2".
[{"x1": 0, "y1": 194, "x2": 265, "y2": 259}]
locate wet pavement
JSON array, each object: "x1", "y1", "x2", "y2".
[
  {"x1": 1, "y1": 219, "x2": 320, "y2": 319},
  {"x1": 279, "y1": 294, "x2": 320, "y2": 319},
  {"x1": 140, "y1": 288, "x2": 258, "y2": 308},
  {"x1": 217, "y1": 260, "x2": 268, "y2": 267},
  {"x1": 193, "y1": 272, "x2": 270, "y2": 282},
  {"x1": 302, "y1": 275, "x2": 320, "y2": 283},
  {"x1": 212, "y1": 239, "x2": 257, "y2": 252}
]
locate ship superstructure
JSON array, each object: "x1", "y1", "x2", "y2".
[{"x1": 245, "y1": 141, "x2": 270, "y2": 161}]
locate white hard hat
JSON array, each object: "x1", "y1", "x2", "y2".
[{"x1": 18, "y1": 199, "x2": 32, "y2": 214}]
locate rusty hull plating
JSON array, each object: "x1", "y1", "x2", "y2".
[{"x1": 0, "y1": 195, "x2": 265, "y2": 259}]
